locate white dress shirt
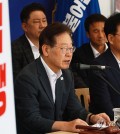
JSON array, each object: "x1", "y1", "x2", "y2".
[
  {"x1": 41, "y1": 57, "x2": 62, "y2": 102},
  {"x1": 112, "y1": 52, "x2": 120, "y2": 68},
  {"x1": 26, "y1": 35, "x2": 40, "y2": 59},
  {"x1": 90, "y1": 43, "x2": 108, "y2": 58}
]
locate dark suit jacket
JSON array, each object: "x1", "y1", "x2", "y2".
[
  {"x1": 14, "y1": 58, "x2": 88, "y2": 134},
  {"x1": 12, "y1": 34, "x2": 34, "y2": 80},
  {"x1": 72, "y1": 43, "x2": 94, "y2": 64},
  {"x1": 89, "y1": 48, "x2": 120, "y2": 120},
  {"x1": 71, "y1": 43, "x2": 95, "y2": 88}
]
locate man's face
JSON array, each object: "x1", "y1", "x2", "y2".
[
  {"x1": 43, "y1": 32, "x2": 74, "y2": 73},
  {"x1": 109, "y1": 25, "x2": 120, "y2": 56},
  {"x1": 87, "y1": 22, "x2": 107, "y2": 48},
  {"x1": 22, "y1": 10, "x2": 47, "y2": 41}
]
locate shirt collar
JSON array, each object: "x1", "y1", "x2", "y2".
[
  {"x1": 90, "y1": 42, "x2": 108, "y2": 58},
  {"x1": 25, "y1": 35, "x2": 37, "y2": 48},
  {"x1": 40, "y1": 56, "x2": 62, "y2": 80},
  {"x1": 111, "y1": 51, "x2": 120, "y2": 68},
  {"x1": 25, "y1": 35, "x2": 40, "y2": 59}
]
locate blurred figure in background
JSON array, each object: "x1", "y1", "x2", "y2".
[
  {"x1": 89, "y1": 13, "x2": 120, "y2": 120},
  {"x1": 12, "y1": 2, "x2": 48, "y2": 80},
  {"x1": 71, "y1": 13, "x2": 108, "y2": 88}
]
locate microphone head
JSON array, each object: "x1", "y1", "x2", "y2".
[
  {"x1": 72, "y1": 63, "x2": 110, "y2": 70},
  {"x1": 79, "y1": 63, "x2": 90, "y2": 69}
]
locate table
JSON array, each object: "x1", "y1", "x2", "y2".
[{"x1": 47, "y1": 131, "x2": 78, "y2": 134}]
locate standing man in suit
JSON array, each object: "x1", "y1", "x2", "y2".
[
  {"x1": 71, "y1": 14, "x2": 108, "y2": 88},
  {"x1": 12, "y1": 3, "x2": 48, "y2": 80},
  {"x1": 89, "y1": 13, "x2": 120, "y2": 120},
  {"x1": 14, "y1": 22, "x2": 110, "y2": 134}
]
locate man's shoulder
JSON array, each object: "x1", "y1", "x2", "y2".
[
  {"x1": 80, "y1": 43, "x2": 90, "y2": 49},
  {"x1": 72, "y1": 43, "x2": 94, "y2": 64},
  {"x1": 12, "y1": 34, "x2": 28, "y2": 46},
  {"x1": 14, "y1": 60, "x2": 39, "y2": 88},
  {"x1": 12, "y1": 34, "x2": 31, "y2": 53},
  {"x1": 93, "y1": 49, "x2": 111, "y2": 64},
  {"x1": 16, "y1": 60, "x2": 37, "y2": 78},
  {"x1": 77, "y1": 43, "x2": 91, "y2": 51}
]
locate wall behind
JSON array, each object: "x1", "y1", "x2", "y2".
[
  {"x1": 98, "y1": 0, "x2": 114, "y2": 17},
  {"x1": 9, "y1": 0, "x2": 114, "y2": 41}
]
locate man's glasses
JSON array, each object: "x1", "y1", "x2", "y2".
[{"x1": 54, "y1": 46, "x2": 76, "y2": 54}]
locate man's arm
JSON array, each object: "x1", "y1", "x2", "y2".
[
  {"x1": 89, "y1": 69, "x2": 113, "y2": 119},
  {"x1": 12, "y1": 42, "x2": 23, "y2": 80},
  {"x1": 52, "y1": 119, "x2": 88, "y2": 133},
  {"x1": 52, "y1": 113, "x2": 110, "y2": 133},
  {"x1": 15, "y1": 72, "x2": 55, "y2": 133}
]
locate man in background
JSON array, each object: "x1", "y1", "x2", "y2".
[
  {"x1": 12, "y1": 2, "x2": 47, "y2": 80},
  {"x1": 14, "y1": 22, "x2": 110, "y2": 134},
  {"x1": 71, "y1": 14, "x2": 108, "y2": 88},
  {"x1": 89, "y1": 13, "x2": 120, "y2": 120}
]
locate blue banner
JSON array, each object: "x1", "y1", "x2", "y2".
[
  {"x1": 54, "y1": 0, "x2": 100, "y2": 48},
  {"x1": 9, "y1": 0, "x2": 55, "y2": 41}
]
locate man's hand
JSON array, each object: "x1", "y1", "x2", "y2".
[
  {"x1": 52, "y1": 119, "x2": 88, "y2": 133},
  {"x1": 89, "y1": 113, "x2": 111, "y2": 125}
]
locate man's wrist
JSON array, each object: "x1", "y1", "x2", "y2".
[
  {"x1": 52, "y1": 121, "x2": 68, "y2": 131},
  {"x1": 87, "y1": 113, "x2": 94, "y2": 124}
]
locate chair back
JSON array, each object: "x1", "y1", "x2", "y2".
[{"x1": 75, "y1": 88, "x2": 90, "y2": 111}]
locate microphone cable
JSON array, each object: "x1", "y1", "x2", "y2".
[{"x1": 93, "y1": 69, "x2": 120, "y2": 96}]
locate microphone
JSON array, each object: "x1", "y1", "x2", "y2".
[{"x1": 74, "y1": 63, "x2": 110, "y2": 70}]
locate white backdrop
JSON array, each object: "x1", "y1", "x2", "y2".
[
  {"x1": 0, "y1": 0, "x2": 16, "y2": 133},
  {"x1": 98, "y1": 0, "x2": 114, "y2": 17}
]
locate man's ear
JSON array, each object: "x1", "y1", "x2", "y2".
[
  {"x1": 42, "y1": 45, "x2": 50, "y2": 56},
  {"x1": 86, "y1": 32, "x2": 90, "y2": 38},
  {"x1": 108, "y1": 34, "x2": 114, "y2": 45},
  {"x1": 22, "y1": 23, "x2": 27, "y2": 32}
]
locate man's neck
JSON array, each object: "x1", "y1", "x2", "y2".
[
  {"x1": 32, "y1": 40, "x2": 39, "y2": 48},
  {"x1": 91, "y1": 44, "x2": 106, "y2": 54},
  {"x1": 25, "y1": 35, "x2": 39, "y2": 49}
]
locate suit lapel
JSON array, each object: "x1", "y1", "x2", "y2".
[
  {"x1": 83, "y1": 44, "x2": 94, "y2": 64},
  {"x1": 105, "y1": 49, "x2": 120, "y2": 88},
  {"x1": 36, "y1": 58, "x2": 54, "y2": 105},
  {"x1": 88, "y1": 44, "x2": 95, "y2": 60},
  {"x1": 55, "y1": 76, "x2": 64, "y2": 119},
  {"x1": 22, "y1": 35, "x2": 34, "y2": 63},
  {"x1": 105, "y1": 49, "x2": 120, "y2": 70}
]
